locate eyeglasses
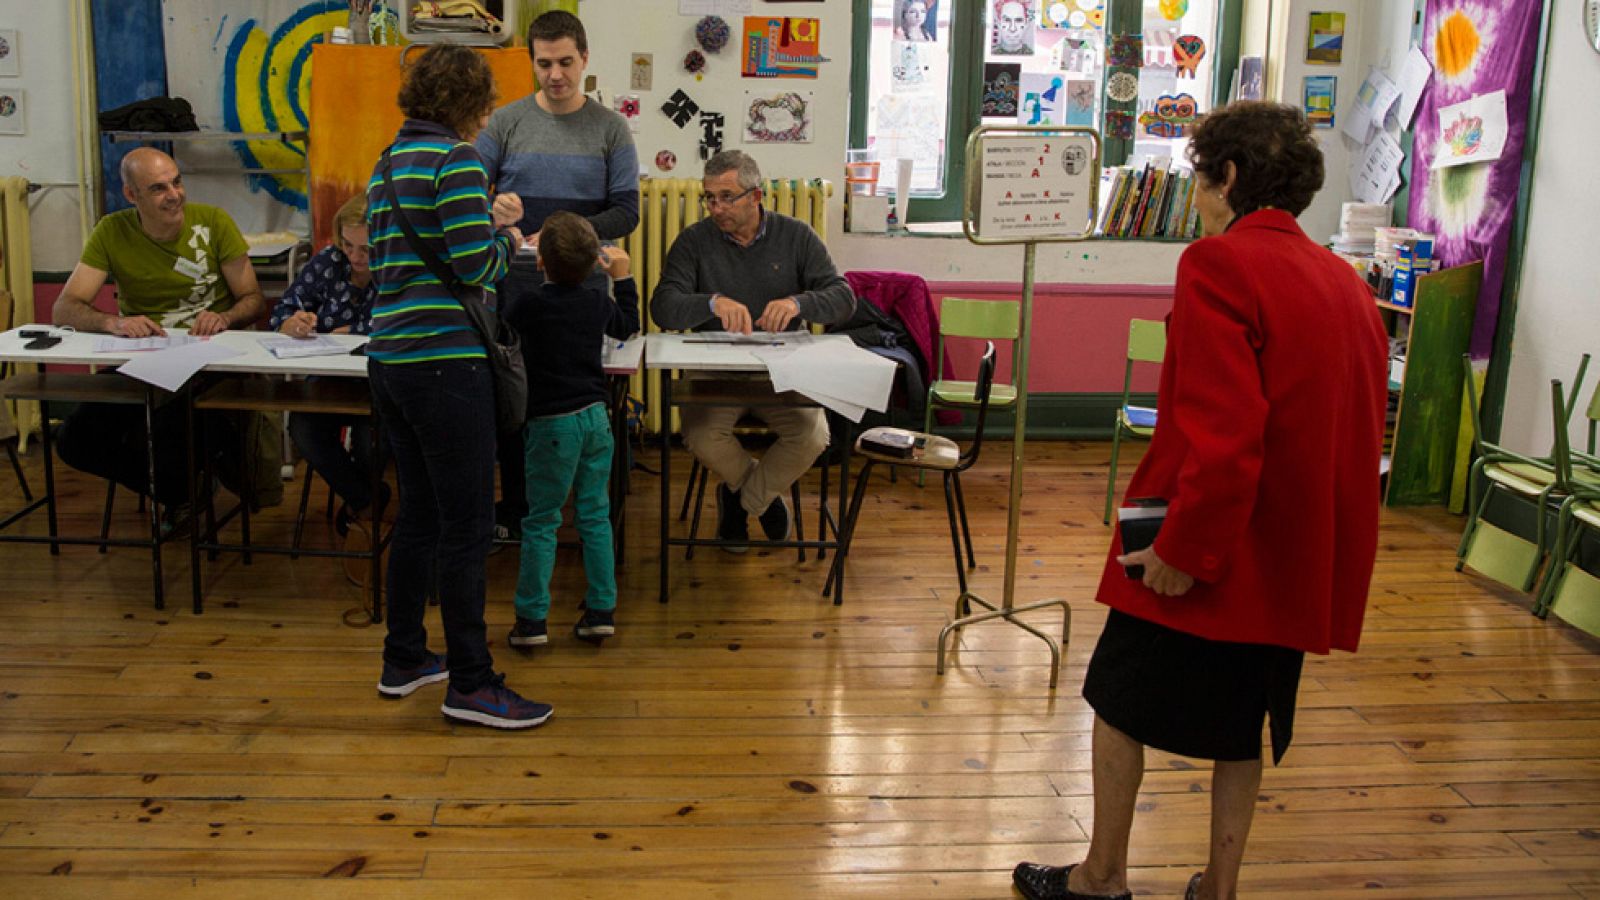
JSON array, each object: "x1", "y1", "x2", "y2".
[{"x1": 700, "y1": 187, "x2": 757, "y2": 209}]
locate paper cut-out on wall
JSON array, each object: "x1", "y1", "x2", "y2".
[
  {"x1": 699, "y1": 111, "x2": 725, "y2": 161},
  {"x1": 1019, "y1": 73, "x2": 1066, "y2": 125},
  {"x1": 1040, "y1": 0, "x2": 1101, "y2": 30},
  {"x1": 684, "y1": 50, "x2": 707, "y2": 80},
  {"x1": 1104, "y1": 109, "x2": 1135, "y2": 139},
  {"x1": 1173, "y1": 35, "x2": 1205, "y2": 78},
  {"x1": 893, "y1": 0, "x2": 939, "y2": 42},
  {"x1": 1106, "y1": 33, "x2": 1143, "y2": 68},
  {"x1": 655, "y1": 149, "x2": 676, "y2": 172},
  {"x1": 1306, "y1": 11, "x2": 1345, "y2": 64},
  {"x1": 1139, "y1": 92, "x2": 1198, "y2": 138},
  {"x1": 1159, "y1": 0, "x2": 1188, "y2": 21},
  {"x1": 1105, "y1": 68, "x2": 1139, "y2": 103},
  {"x1": 991, "y1": 0, "x2": 1036, "y2": 55},
  {"x1": 981, "y1": 62, "x2": 1022, "y2": 117},
  {"x1": 745, "y1": 91, "x2": 813, "y2": 143},
  {"x1": 1066, "y1": 78, "x2": 1096, "y2": 125},
  {"x1": 696, "y1": 16, "x2": 731, "y2": 53},
  {"x1": 891, "y1": 40, "x2": 931, "y2": 88},
  {"x1": 742, "y1": 17, "x2": 827, "y2": 78},
  {"x1": 662, "y1": 89, "x2": 700, "y2": 128},
  {"x1": 631, "y1": 54, "x2": 653, "y2": 91},
  {"x1": 614, "y1": 93, "x2": 641, "y2": 133}
]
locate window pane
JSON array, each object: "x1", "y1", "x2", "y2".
[
  {"x1": 863, "y1": 0, "x2": 955, "y2": 196},
  {"x1": 1133, "y1": 0, "x2": 1218, "y2": 164},
  {"x1": 984, "y1": 1, "x2": 1106, "y2": 130}
]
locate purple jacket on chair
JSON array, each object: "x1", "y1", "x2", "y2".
[{"x1": 844, "y1": 270, "x2": 960, "y2": 425}]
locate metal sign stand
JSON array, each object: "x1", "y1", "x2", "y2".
[{"x1": 936, "y1": 125, "x2": 1102, "y2": 689}]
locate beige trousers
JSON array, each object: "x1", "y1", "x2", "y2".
[{"x1": 681, "y1": 379, "x2": 829, "y2": 516}]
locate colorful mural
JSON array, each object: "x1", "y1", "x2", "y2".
[{"x1": 1405, "y1": 1, "x2": 1542, "y2": 357}]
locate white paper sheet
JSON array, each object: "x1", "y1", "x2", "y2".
[
  {"x1": 753, "y1": 341, "x2": 895, "y2": 423},
  {"x1": 1393, "y1": 46, "x2": 1432, "y2": 129},
  {"x1": 1432, "y1": 90, "x2": 1507, "y2": 169},
  {"x1": 93, "y1": 334, "x2": 200, "y2": 352},
  {"x1": 678, "y1": 0, "x2": 749, "y2": 15},
  {"x1": 116, "y1": 340, "x2": 243, "y2": 392},
  {"x1": 1342, "y1": 67, "x2": 1400, "y2": 144},
  {"x1": 257, "y1": 334, "x2": 349, "y2": 359},
  {"x1": 1350, "y1": 131, "x2": 1407, "y2": 204}
]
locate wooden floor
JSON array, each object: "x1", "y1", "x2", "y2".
[{"x1": 1, "y1": 439, "x2": 1598, "y2": 898}]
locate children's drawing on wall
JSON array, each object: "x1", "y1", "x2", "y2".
[
  {"x1": 0, "y1": 89, "x2": 23, "y2": 135},
  {"x1": 1106, "y1": 33, "x2": 1142, "y2": 68},
  {"x1": 1105, "y1": 69, "x2": 1139, "y2": 103},
  {"x1": 991, "y1": 0, "x2": 1036, "y2": 56},
  {"x1": 1159, "y1": 0, "x2": 1189, "y2": 21},
  {"x1": 1306, "y1": 11, "x2": 1345, "y2": 64},
  {"x1": 699, "y1": 111, "x2": 725, "y2": 161},
  {"x1": 614, "y1": 94, "x2": 641, "y2": 133},
  {"x1": 1139, "y1": 92, "x2": 1198, "y2": 138},
  {"x1": 0, "y1": 29, "x2": 18, "y2": 78},
  {"x1": 1056, "y1": 32, "x2": 1102, "y2": 73},
  {"x1": 654, "y1": 150, "x2": 676, "y2": 173},
  {"x1": 1237, "y1": 55, "x2": 1265, "y2": 101},
  {"x1": 1040, "y1": 0, "x2": 1104, "y2": 30},
  {"x1": 874, "y1": 93, "x2": 944, "y2": 191},
  {"x1": 1019, "y1": 73, "x2": 1065, "y2": 125},
  {"x1": 1433, "y1": 89, "x2": 1507, "y2": 169},
  {"x1": 1303, "y1": 75, "x2": 1336, "y2": 128},
  {"x1": 891, "y1": 41, "x2": 931, "y2": 89},
  {"x1": 742, "y1": 17, "x2": 828, "y2": 78},
  {"x1": 981, "y1": 62, "x2": 1021, "y2": 117},
  {"x1": 1173, "y1": 34, "x2": 1205, "y2": 78},
  {"x1": 744, "y1": 91, "x2": 813, "y2": 143},
  {"x1": 662, "y1": 89, "x2": 700, "y2": 128},
  {"x1": 1104, "y1": 108, "x2": 1135, "y2": 140},
  {"x1": 894, "y1": 0, "x2": 938, "y2": 42},
  {"x1": 1065, "y1": 78, "x2": 1096, "y2": 125},
  {"x1": 631, "y1": 53, "x2": 653, "y2": 91}
]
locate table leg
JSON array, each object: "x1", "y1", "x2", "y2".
[
  {"x1": 40, "y1": 399, "x2": 59, "y2": 556},
  {"x1": 187, "y1": 390, "x2": 203, "y2": 614},
  {"x1": 144, "y1": 388, "x2": 165, "y2": 610},
  {"x1": 237, "y1": 413, "x2": 253, "y2": 565},
  {"x1": 658, "y1": 373, "x2": 671, "y2": 604},
  {"x1": 834, "y1": 423, "x2": 851, "y2": 606}
]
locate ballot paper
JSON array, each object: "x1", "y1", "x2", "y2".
[
  {"x1": 258, "y1": 334, "x2": 349, "y2": 359},
  {"x1": 117, "y1": 340, "x2": 243, "y2": 392},
  {"x1": 754, "y1": 341, "x2": 896, "y2": 423},
  {"x1": 93, "y1": 334, "x2": 200, "y2": 352}
]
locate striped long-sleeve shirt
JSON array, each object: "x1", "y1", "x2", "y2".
[{"x1": 365, "y1": 119, "x2": 516, "y2": 365}]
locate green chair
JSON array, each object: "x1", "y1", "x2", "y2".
[
  {"x1": 1102, "y1": 319, "x2": 1167, "y2": 525},
  {"x1": 920, "y1": 298, "x2": 1019, "y2": 486},
  {"x1": 1534, "y1": 379, "x2": 1600, "y2": 631},
  {"x1": 1456, "y1": 354, "x2": 1596, "y2": 592}
]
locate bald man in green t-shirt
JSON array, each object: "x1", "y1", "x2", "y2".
[{"x1": 51, "y1": 148, "x2": 267, "y2": 521}]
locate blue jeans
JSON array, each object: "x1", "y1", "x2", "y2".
[
  {"x1": 369, "y1": 358, "x2": 496, "y2": 692},
  {"x1": 514, "y1": 402, "x2": 616, "y2": 620}
]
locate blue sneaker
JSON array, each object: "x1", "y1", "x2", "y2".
[
  {"x1": 441, "y1": 674, "x2": 553, "y2": 730},
  {"x1": 377, "y1": 652, "x2": 448, "y2": 698}
]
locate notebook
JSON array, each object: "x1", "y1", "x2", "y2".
[{"x1": 1117, "y1": 497, "x2": 1168, "y2": 579}]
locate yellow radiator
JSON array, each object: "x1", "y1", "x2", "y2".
[
  {"x1": 0, "y1": 176, "x2": 38, "y2": 448},
  {"x1": 623, "y1": 177, "x2": 833, "y2": 435}
]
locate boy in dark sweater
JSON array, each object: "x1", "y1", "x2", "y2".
[{"x1": 501, "y1": 211, "x2": 640, "y2": 647}]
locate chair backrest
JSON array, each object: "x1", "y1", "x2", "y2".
[
  {"x1": 1120, "y1": 318, "x2": 1167, "y2": 408},
  {"x1": 1551, "y1": 379, "x2": 1580, "y2": 492},
  {"x1": 1587, "y1": 378, "x2": 1600, "y2": 456},
  {"x1": 1462, "y1": 353, "x2": 1488, "y2": 457},
  {"x1": 957, "y1": 342, "x2": 998, "y2": 470},
  {"x1": 938, "y1": 298, "x2": 1021, "y2": 340}
]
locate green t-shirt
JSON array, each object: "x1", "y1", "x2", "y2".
[{"x1": 80, "y1": 204, "x2": 249, "y2": 328}]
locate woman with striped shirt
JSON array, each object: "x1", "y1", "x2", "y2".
[{"x1": 365, "y1": 44, "x2": 550, "y2": 730}]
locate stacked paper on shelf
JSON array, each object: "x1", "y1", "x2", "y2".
[{"x1": 1332, "y1": 202, "x2": 1390, "y2": 254}]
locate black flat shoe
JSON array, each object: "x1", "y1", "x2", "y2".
[
  {"x1": 1013, "y1": 862, "x2": 1133, "y2": 900},
  {"x1": 1183, "y1": 872, "x2": 1202, "y2": 900}
]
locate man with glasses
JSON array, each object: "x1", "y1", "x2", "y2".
[{"x1": 652, "y1": 150, "x2": 856, "y2": 549}]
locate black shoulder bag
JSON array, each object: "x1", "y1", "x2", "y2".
[{"x1": 379, "y1": 149, "x2": 528, "y2": 433}]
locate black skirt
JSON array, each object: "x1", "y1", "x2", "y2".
[{"x1": 1083, "y1": 609, "x2": 1305, "y2": 764}]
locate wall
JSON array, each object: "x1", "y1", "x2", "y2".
[
  {"x1": 0, "y1": 0, "x2": 90, "y2": 273},
  {"x1": 1500, "y1": 0, "x2": 1600, "y2": 457}
]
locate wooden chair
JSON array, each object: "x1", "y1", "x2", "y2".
[
  {"x1": 1534, "y1": 379, "x2": 1600, "y2": 631},
  {"x1": 1102, "y1": 318, "x2": 1167, "y2": 525},
  {"x1": 919, "y1": 298, "x2": 1018, "y2": 486},
  {"x1": 827, "y1": 343, "x2": 998, "y2": 604}
]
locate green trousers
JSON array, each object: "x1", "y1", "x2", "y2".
[{"x1": 514, "y1": 402, "x2": 616, "y2": 619}]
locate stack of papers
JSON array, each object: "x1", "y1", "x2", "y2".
[
  {"x1": 753, "y1": 340, "x2": 896, "y2": 422},
  {"x1": 258, "y1": 334, "x2": 350, "y2": 359},
  {"x1": 117, "y1": 340, "x2": 243, "y2": 392},
  {"x1": 94, "y1": 334, "x2": 200, "y2": 352}
]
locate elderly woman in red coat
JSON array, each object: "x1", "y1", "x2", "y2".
[{"x1": 1015, "y1": 103, "x2": 1389, "y2": 900}]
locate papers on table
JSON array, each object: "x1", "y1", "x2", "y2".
[
  {"x1": 753, "y1": 340, "x2": 896, "y2": 423},
  {"x1": 1433, "y1": 90, "x2": 1507, "y2": 169},
  {"x1": 117, "y1": 340, "x2": 243, "y2": 392},
  {"x1": 1342, "y1": 67, "x2": 1400, "y2": 145},
  {"x1": 258, "y1": 334, "x2": 350, "y2": 359},
  {"x1": 1393, "y1": 46, "x2": 1432, "y2": 130},
  {"x1": 93, "y1": 334, "x2": 200, "y2": 352},
  {"x1": 1350, "y1": 131, "x2": 1407, "y2": 205}
]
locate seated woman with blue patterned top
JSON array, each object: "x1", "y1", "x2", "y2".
[{"x1": 268, "y1": 194, "x2": 386, "y2": 575}]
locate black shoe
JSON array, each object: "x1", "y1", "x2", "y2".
[
  {"x1": 716, "y1": 484, "x2": 748, "y2": 554},
  {"x1": 574, "y1": 606, "x2": 615, "y2": 642},
  {"x1": 1012, "y1": 862, "x2": 1131, "y2": 900},
  {"x1": 492, "y1": 519, "x2": 522, "y2": 545},
  {"x1": 1184, "y1": 872, "x2": 1203, "y2": 900},
  {"x1": 758, "y1": 496, "x2": 791, "y2": 541},
  {"x1": 507, "y1": 617, "x2": 548, "y2": 649}
]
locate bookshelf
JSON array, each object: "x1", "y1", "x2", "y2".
[
  {"x1": 1096, "y1": 163, "x2": 1201, "y2": 240},
  {"x1": 1383, "y1": 261, "x2": 1480, "y2": 507}
]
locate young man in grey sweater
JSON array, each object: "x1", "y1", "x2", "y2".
[{"x1": 651, "y1": 150, "x2": 857, "y2": 548}]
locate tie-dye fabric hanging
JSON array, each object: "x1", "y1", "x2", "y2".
[{"x1": 1405, "y1": 1, "x2": 1542, "y2": 357}]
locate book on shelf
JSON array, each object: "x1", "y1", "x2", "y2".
[{"x1": 1097, "y1": 163, "x2": 1201, "y2": 239}]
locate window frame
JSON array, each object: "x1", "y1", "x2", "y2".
[{"x1": 850, "y1": 0, "x2": 1244, "y2": 226}]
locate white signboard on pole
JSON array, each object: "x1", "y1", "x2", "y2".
[{"x1": 966, "y1": 128, "x2": 1099, "y2": 243}]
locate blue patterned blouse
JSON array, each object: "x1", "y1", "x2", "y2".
[{"x1": 268, "y1": 245, "x2": 377, "y2": 335}]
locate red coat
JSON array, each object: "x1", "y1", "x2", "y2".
[{"x1": 1096, "y1": 210, "x2": 1389, "y2": 654}]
